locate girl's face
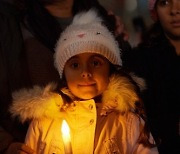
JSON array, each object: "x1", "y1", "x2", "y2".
[
  {"x1": 156, "y1": 0, "x2": 180, "y2": 39},
  {"x1": 64, "y1": 53, "x2": 110, "y2": 100}
]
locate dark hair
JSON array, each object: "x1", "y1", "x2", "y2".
[{"x1": 138, "y1": 21, "x2": 165, "y2": 48}]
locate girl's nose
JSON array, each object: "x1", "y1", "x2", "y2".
[
  {"x1": 170, "y1": 2, "x2": 180, "y2": 15},
  {"x1": 81, "y1": 66, "x2": 92, "y2": 78},
  {"x1": 81, "y1": 72, "x2": 92, "y2": 78}
]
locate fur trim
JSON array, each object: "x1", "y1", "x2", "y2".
[
  {"x1": 9, "y1": 75, "x2": 139, "y2": 122},
  {"x1": 101, "y1": 74, "x2": 139, "y2": 115},
  {"x1": 9, "y1": 83, "x2": 63, "y2": 123}
]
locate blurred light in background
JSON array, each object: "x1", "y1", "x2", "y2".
[
  {"x1": 99, "y1": 0, "x2": 154, "y2": 46},
  {"x1": 124, "y1": 0, "x2": 137, "y2": 12}
]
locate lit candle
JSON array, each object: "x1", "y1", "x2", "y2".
[{"x1": 61, "y1": 120, "x2": 73, "y2": 154}]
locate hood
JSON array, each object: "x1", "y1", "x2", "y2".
[{"x1": 9, "y1": 74, "x2": 143, "y2": 122}]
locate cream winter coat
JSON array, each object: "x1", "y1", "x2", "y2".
[{"x1": 10, "y1": 75, "x2": 158, "y2": 154}]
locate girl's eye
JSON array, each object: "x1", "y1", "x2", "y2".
[
  {"x1": 91, "y1": 59, "x2": 102, "y2": 67},
  {"x1": 71, "y1": 62, "x2": 79, "y2": 69},
  {"x1": 157, "y1": 0, "x2": 169, "y2": 6}
]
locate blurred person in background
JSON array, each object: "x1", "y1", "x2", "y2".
[
  {"x1": 0, "y1": 0, "x2": 130, "y2": 153},
  {"x1": 132, "y1": 16, "x2": 147, "y2": 46},
  {"x1": 124, "y1": 0, "x2": 180, "y2": 153}
]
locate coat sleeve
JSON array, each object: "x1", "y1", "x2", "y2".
[
  {"x1": 25, "y1": 120, "x2": 40, "y2": 153},
  {"x1": 127, "y1": 114, "x2": 159, "y2": 154},
  {"x1": 134, "y1": 140, "x2": 158, "y2": 154},
  {"x1": 24, "y1": 118, "x2": 62, "y2": 154}
]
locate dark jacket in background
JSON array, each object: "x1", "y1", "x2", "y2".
[
  {"x1": 0, "y1": 2, "x2": 29, "y2": 143},
  {"x1": 0, "y1": 1, "x2": 60, "y2": 144},
  {"x1": 124, "y1": 34, "x2": 180, "y2": 154}
]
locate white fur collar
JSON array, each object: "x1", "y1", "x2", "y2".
[{"x1": 9, "y1": 74, "x2": 142, "y2": 122}]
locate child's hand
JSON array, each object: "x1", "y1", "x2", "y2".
[{"x1": 5, "y1": 142, "x2": 35, "y2": 154}]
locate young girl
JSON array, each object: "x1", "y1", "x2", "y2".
[{"x1": 10, "y1": 9, "x2": 158, "y2": 154}]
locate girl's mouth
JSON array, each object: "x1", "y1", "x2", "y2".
[
  {"x1": 171, "y1": 20, "x2": 180, "y2": 27},
  {"x1": 78, "y1": 82, "x2": 96, "y2": 87},
  {"x1": 78, "y1": 83, "x2": 96, "y2": 86}
]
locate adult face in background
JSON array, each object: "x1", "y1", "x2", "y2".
[{"x1": 156, "y1": 0, "x2": 180, "y2": 40}]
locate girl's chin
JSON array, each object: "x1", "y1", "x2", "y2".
[
  {"x1": 72, "y1": 88, "x2": 103, "y2": 100},
  {"x1": 78, "y1": 95, "x2": 96, "y2": 100},
  {"x1": 75, "y1": 93, "x2": 99, "y2": 100}
]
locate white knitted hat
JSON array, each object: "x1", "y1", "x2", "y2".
[{"x1": 54, "y1": 9, "x2": 122, "y2": 78}]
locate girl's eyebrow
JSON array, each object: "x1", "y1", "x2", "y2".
[
  {"x1": 68, "y1": 55, "x2": 79, "y2": 61},
  {"x1": 92, "y1": 55, "x2": 104, "y2": 58},
  {"x1": 91, "y1": 54, "x2": 106, "y2": 60},
  {"x1": 68, "y1": 54, "x2": 105, "y2": 62}
]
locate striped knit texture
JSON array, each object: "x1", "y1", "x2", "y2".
[{"x1": 54, "y1": 9, "x2": 122, "y2": 78}]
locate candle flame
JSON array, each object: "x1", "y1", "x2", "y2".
[
  {"x1": 61, "y1": 120, "x2": 70, "y2": 136},
  {"x1": 61, "y1": 120, "x2": 72, "y2": 153}
]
